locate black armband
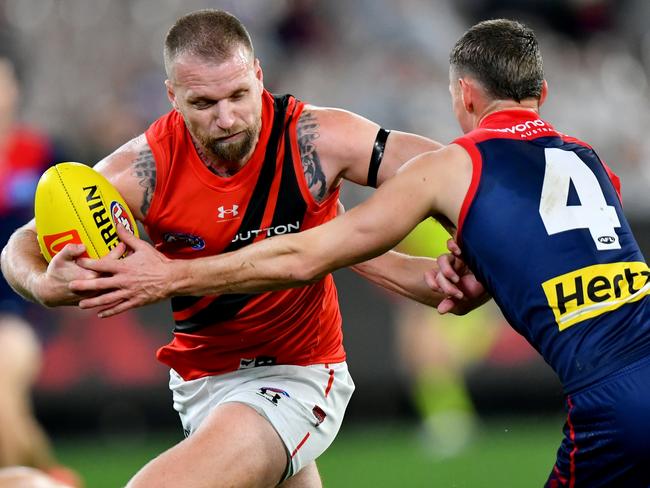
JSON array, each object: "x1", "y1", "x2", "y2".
[{"x1": 367, "y1": 128, "x2": 391, "y2": 188}]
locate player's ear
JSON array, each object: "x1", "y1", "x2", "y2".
[
  {"x1": 165, "y1": 79, "x2": 180, "y2": 112},
  {"x1": 254, "y1": 58, "x2": 263, "y2": 85},
  {"x1": 538, "y1": 79, "x2": 549, "y2": 108},
  {"x1": 459, "y1": 77, "x2": 474, "y2": 113}
]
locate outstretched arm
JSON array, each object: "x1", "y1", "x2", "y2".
[
  {"x1": 333, "y1": 200, "x2": 445, "y2": 307},
  {"x1": 351, "y1": 251, "x2": 444, "y2": 307},
  {"x1": 288, "y1": 109, "x2": 446, "y2": 307},
  {"x1": 71, "y1": 145, "x2": 474, "y2": 317},
  {"x1": 355, "y1": 240, "x2": 490, "y2": 314}
]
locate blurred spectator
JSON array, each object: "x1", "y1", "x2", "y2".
[
  {"x1": 456, "y1": 0, "x2": 615, "y2": 39},
  {"x1": 274, "y1": 0, "x2": 330, "y2": 53},
  {"x1": 0, "y1": 56, "x2": 81, "y2": 486},
  {"x1": 4, "y1": 0, "x2": 646, "y2": 215},
  {"x1": 38, "y1": 307, "x2": 163, "y2": 391}
]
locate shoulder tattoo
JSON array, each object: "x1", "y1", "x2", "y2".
[
  {"x1": 131, "y1": 147, "x2": 156, "y2": 217},
  {"x1": 296, "y1": 111, "x2": 327, "y2": 202}
]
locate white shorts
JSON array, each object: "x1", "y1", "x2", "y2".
[{"x1": 169, "y1": 362, "x2": 355, "y2": 478}]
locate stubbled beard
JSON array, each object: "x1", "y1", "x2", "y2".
[{"x1": 201, "y1": 123, "x2": 259, "y2": 164}]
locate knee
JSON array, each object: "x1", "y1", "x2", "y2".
[
  {"x1": 0, "y1": 315, "x2": 42, "y2": 387},
  {"x1": 0, "y1": 466, "x2": 70, "y2": 488}
]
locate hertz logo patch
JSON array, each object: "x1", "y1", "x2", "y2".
[{"x1": 542, "y1": 262, "x2": 650, "y2": 331}]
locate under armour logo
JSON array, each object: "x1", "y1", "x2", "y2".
[{"x1": 217, "y1": 205, "x2": 239, "y2": 219}]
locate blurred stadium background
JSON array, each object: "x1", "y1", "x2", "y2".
[{"x1": 1, "y1": 0, "x2": 650, "y2": 486}]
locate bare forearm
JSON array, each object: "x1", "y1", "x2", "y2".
[
  {"x1": 170, "y1": 199, "x2": 412, "y2": 298},
  {"x1": 351, "y1": 251, "x2": 444, "y2": 307},
  {"x1": 72, "y1": 223, "x2": 356, "y2": 316},
  {"x1": 172, "y1": 236, "x2": 328, "y2": 296},
  {"x1": 75, "y1": 183, "x2": 423, "y2": 315},
  {"x1": 0, "y1": 227, "x2": 47, "y2": 304}
]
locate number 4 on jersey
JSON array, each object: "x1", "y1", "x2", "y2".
[{"x1": 539, "y1": 148, "x2": 621, "y2": 251}]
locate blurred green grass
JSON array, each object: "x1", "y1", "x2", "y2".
[{"x1": 55, "y1": 417, "x2": 562, "y2": 487}]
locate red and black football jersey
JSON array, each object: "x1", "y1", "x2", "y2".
[{"x1": 144, "y1": 91, "x2": 345, "y2": 379}]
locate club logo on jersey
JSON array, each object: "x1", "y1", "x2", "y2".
[
  {"x1": 231, "y1": 221, "x2": 301, "y2": 243},
  {"x1": 542, "y1": 261, "x2": 650, "y2": 331},
  {"x1": 162, "y1": 232, "x2": 206, "y2": 251},
  {"x1": 42, "y1": 229, "x2": 87, "y2": 257},
  {"x1": 256, "y1": 387, "x2": 290, "y2": 406},
  {"x1": 110, "y1": 201, "x2": 136, "y2": 235},
  {"x1": 217, "y1": 205, "x2": 239, "y2": 220}
]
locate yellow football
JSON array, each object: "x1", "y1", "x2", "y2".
[{"x1": 34, "y1": 162, "x2": 139, "y2": 262}]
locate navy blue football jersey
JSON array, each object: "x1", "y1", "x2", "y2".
[{"x1": 454, "y1": 110, "x2": 650, "y2": 393}]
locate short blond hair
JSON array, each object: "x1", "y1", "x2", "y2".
[{"x1": 164, "y1": 9, "x2": 253, "y2": 77}]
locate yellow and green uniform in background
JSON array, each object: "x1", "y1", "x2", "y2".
[{"x1": 396, "y1": 219, "x2": 501, "y2": 456}]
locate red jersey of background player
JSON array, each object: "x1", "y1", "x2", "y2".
[
  {"x1": 1, "y1": 125, "x2": 53, "y2": 313},
  {"x1": 144, "y1": 91, "x2": 345, "y2": 380}
]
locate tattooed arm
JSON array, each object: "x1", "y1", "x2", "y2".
[
  {"x1": 296, "y1": 110, "x2": 328, "y2": 202},
  {"x1": 132, "y1": 145, "x2": 157, "y2": 218},
  {"x1": 299, "y1": 106, "x2": 443, "y2": 199},
  {"x1": 292, "y1": 107, "x2": 448, "y2": 305},
  {"x1": 94, "y1": 134, "x2": 156, "y2": 221}
]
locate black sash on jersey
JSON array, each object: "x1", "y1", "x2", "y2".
[{"x1": 171, "y1": 94, "x2": 308, "y2": 332}]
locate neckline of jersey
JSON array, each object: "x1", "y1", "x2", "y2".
[{"x1": 478, "y1": 108, "x2": 549, "y2": 129}]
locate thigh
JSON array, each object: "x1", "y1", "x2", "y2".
[
  {"x1": 170, "y1": 363, "x2": 354, "y2": 482},
  {"x1": 0, "y1": 315, "x2": 41, "y2": 387},
  {"x1": 547, "y1": 356, "x2": 650, "y2": 488},
  {"x1": 221, "y1": 363, "x2": 354, "y2": 479},
  {"x1": 127, "y1": 402, "x2": 288, "y2": 488}
]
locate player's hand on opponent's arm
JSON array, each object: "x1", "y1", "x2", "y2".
[
  {"x1": 69, "y1": 223, "x2": 175, "y2": 317},
  {"x1": 425, "y1": 239, "x2": 491, "y2": 315}
]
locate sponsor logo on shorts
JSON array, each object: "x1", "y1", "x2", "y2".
[
  {"x1": 312, "y1": 405, "x2": 326, "y2": 427},
  {"x1": 162, "y1": 232, "x2": 206, "y2": 251},
  {"x1": 110, "y1": 201, "x2": 136, "y2": 235},
  {"x1": 238, "y1": 356, "x2": 277, "y2": 370},
  {"x1": 542, "y1": 261, "x2": 650, "y2": 331},
  {"x1": 257, "y1": 387, "x2": 290, "y2": 406},
  {"x1": 42, "y1": 229, "x2": 86, "y2": 257}
]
